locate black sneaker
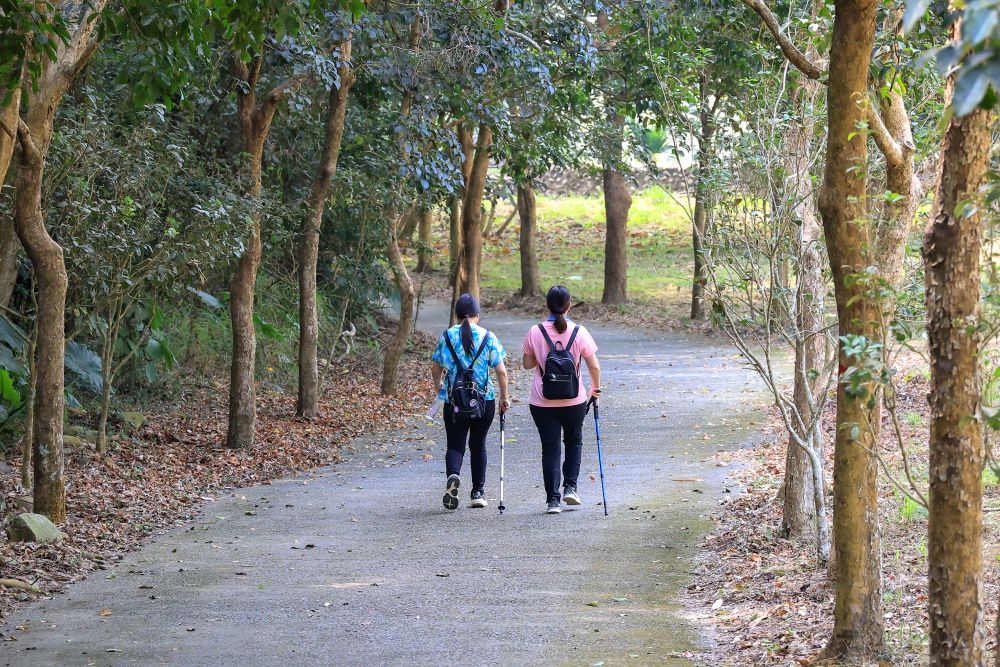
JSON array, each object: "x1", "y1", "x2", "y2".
[
  {"x1": 443, "y1": 474, "x2": 460, "y2": 510},
  {"x1": 546, "y1": 499, "x2": 562, "y2": 514},
  {"x1": 563, "y1": 486, "x2": 581, "y2": 506},
  {"x1": 470, "y1": 490, "x2": 487, "y2": 509}
]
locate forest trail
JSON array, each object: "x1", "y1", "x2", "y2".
[{"x1": 2, "y1": 305, "x2": 767, "y2": 667}]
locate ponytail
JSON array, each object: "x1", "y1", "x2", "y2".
[
  {"x1": 460, "y1": 318, "x2": 474, "y2": 355},
  {"x1": 546, "y1": 285, "x2": 571, "y2": 333}
]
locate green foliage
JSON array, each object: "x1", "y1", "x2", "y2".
[{"x1": 898, "y1": 495, "x2": 928, "y2": 523}]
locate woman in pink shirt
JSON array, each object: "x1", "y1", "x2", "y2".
[{"x1": 522, "y1": 286, "x2": 602, "y2": 514}]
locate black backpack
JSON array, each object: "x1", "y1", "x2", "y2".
[
  {"x1": 537, "y1": 323, "x2": 581, "y2": 400},
  {"x1": 444, "y1": 330, "x2": 491, "y2": 422}
]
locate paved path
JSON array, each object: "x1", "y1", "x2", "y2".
[{"x1": 2, "y1": 304, "x2": 766, "y2": 666}]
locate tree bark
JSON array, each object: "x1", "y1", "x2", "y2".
[
  {"x1": 382, "y1": 214, "x2": 415, "y2": 396},
  {"x1": 415, "y1": 207, "x2": 433, "y2": 273},
  {"x1": 12, "y1": 1, "x2": 106, "y2": 522},
  {"x1": 448, "y1": 195, "x2": 462, "y2": 286},
  {"x1": 690, "y1": 74, "x2": 718, "y2": 320},
  {"x1": 458, "y1": 124, "x2": 492, "y2": 300},
  {"x1": 226, "y1": 57, "x2": 299, "y2": 448},
  {"x1": 601, "y1": 116, "x2": 630, "y2": 305},
  {"x1": 783, "y1": 73, "x2": 825, "y2": 543},
  {"x1": 297, "y1": 38, "x2": 354, "y2": 419},
  {"x1": 924, "y1": 82, "x2": 992, "y2": 666},
  {"x1": 517, "y1": 182, "x2": 540, "y2": 298},
  {"x1": 397, "y1": 207, "x2": 419, "y2": 246},
  {"x1": 0, "y1": 73, "x2": 21, "y2": 309},
  {"x1": 817, "y1": 0, "x2": 886, "y2": 659}
]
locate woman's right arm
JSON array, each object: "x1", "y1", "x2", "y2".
[
  {"x1": 523, "y1": 353, "x2": 537, "y2": 370},
  {"x1": 583, "y1": 353, "x2": 602, "y2": 398}
]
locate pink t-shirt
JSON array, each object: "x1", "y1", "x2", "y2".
[{"x1": 522, "y1": 320, "x2": 598, "y2": 407}]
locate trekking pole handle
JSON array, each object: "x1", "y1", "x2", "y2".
[{"x1": 587, "y1": 396, "x2": 599, "y2": 419}]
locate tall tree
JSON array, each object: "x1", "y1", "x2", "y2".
[
  {"x1": 297, "y1": 33, "x2": 355, "y2": 418},
  {"x1": 908, "y1": 0, "x2": 999, "y2": 660},
  {"x1": 517, "y1": 182, "x2": 540, "y2": 298},
  {"x1": 12, "y1": 0, "x2": 106, "y2": 522},
  {"x1": 815, "y1": 0, "x2": 885, "y2": 657},
  {"x1": 224, "y1": 1, "x2": 325, "y2": 447}
]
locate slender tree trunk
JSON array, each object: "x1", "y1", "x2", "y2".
[
  {"x1": 227, "y1": 141, "x2": 264, "y2": 449},
  {"x1": 817, "y1": 0, "x2": 885, "y2": 659},
  {"x1": 398, "y1": 207, "x2": 419, "y2": 246},
  {"x1": 924, "y1": 74, "x2": 992, "y2": 664},
  {"x1": 783, "y1": 71, "x2": 824, "y2": 541},
  {"x1": 382, "y1": 215, "x2": 415, "y2": 395},
  {"x1": 415, "y1": 207, "x2": 433, "y2": 273},
  {"x1": 226, "y1": 57, "x2": 297, "y2": 448},
  {"x1": 96, "y1": 301, "x2": 121, "y2": 454},
  {"x1": 20, "y1": 317, "x2": 36, "y2": 490},
  {"x1": 518, "y1": 182, "x2": 540, "y2": 298},
  {"x1": 458, "y1": 124, "x2": 492, "y2": 300},
  {"x1": 690, "y1": 75, "x2": 717, "y2": 320},
  {"x1": 297, "y1": 39, "x2": 354, "y2": 419},
  {"x1": 0, "y1": 75, "x2": 21, "y2": 309},
  {"x1": 448, "y1": 195, "x2": 462, "y2": 286},
  {"x1": 14, "y1": 132, "x2": 67, "y2": 523},
  {"x1": 602, "y1": 116, "x2": 630, "y2": 305}
]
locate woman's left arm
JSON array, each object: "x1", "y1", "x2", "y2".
[
  {"x1": 494, "y1": 361, "x2": 510, "y2": 413},
  {"x1": 583, "y1": 353, "x2": 602, "y2": 398},
  {"x1": 431, "y1": 361, "x2": 444, "y2": 396}
]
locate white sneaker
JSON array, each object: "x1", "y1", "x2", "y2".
[
  {"x1": 563, "y1": 487, "x2": 581, "y2": 506},
  {"x1": 443, "y1": 474, "x2": 460, "y2": 510},
  {"x1": 546, "y1": 500, "x2": 562, "y2": 514},
  {"x1": 469, "y1": 490, "x2": 488, "y2": 508}
]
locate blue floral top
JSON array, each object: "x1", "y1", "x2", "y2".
[{"x1": 432, "y1": 324, "x2": 507, "y2": 402}]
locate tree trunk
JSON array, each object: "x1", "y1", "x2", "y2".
[
  {"x1": 227, "y1": 146, "x2": 264, "y2": 449},
  {"x1": 924, "y1": 78, "x2": 992, "y2": 665},
  {"x1": 415, "y1": 207, "x2": 433, "y2": 273},
  {"x1": 397, "y1": 207, "x2": 419, "y2": 247},
  {"x1": 382, "y1": 215, "x2": 415, "y2": 396},
  {"x1": 297, "y1": 39, "x2": 354, "y2": 419},
  {"x1": 817, "y1": 0, "x2": 885, "y2": 659},
  {"x1": 20, "y1": 318, "x2": 36, "y2": 490},
  {"x1": 14, "y1": 131, "x2": 68, "y2": 523},
  {"x1": 690, "y1": 75, "x2": 717, "y2": 320},
  {"x1": 458, "y1": 124, "x2": 492, "y2": 300},
  {"x1": 0, "y1": 75, "x2": 21, "y2": 309},
  {"x1": 783, "y1": 72, "x2": 825, "y2": 542},
  {"x1": 448, "y1": 195, "x2": 462, "y2": 287},
  {"x1": 518, "y1": 182, "x2": 540, "y2": 298},
  {"x1": 602, "y1": 116, "x2": 630, "y2": 305},
  {"x1": 226, "y1": 56, "x2": 297, "y2": 448}
]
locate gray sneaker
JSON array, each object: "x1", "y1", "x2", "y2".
[
  {"x1": 563, "y1": 486, "x2": 581, "y2": 506},
  {"x1": 546, "y1": 500, "x2": 562, "y2": 514},
  {"x1": 470, "y1": 490, "x2": 488, "y2": 508},
  {"x1": 443, "y1": 474, "x2": 460, "y2": 510}
]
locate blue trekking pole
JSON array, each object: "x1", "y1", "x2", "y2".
[
  {"x1": 498, "y1": 412, "x2": 506, "y2": 515},
  {"x1": 588, "y1": 397, "x2": 608, "y2": 516}
]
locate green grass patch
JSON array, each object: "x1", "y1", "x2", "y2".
[{"x1": 480, "y1": 187, "x2": 693, "y2": 307}]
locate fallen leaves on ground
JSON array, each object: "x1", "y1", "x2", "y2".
[
  {"x1": 685, "y1": 352, "x2": 1000, "y2": 665},
  {"x1": 0, "y1": 325, "x2": 435, "y2": 626}
]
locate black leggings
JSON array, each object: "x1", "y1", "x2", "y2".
[
  {"x1": 530, "y1": 402, "x2": 588, "y2": 502},
  {"x1": 443, "y1": 400, "x2": 496, "y2": 493}
]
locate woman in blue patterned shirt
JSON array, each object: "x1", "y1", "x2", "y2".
[{"x1": 431, "y1": 294, "x2": 510, "y2": 510}]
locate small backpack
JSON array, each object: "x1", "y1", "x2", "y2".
[
  {"x1": 444, "y1": 330, "x2": 491, "y2": 421},
  {"x1": 537, "y1": 323, "x2": 581, "y2": 400}
]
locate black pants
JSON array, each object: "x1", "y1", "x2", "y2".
[
  {"x1": 443, "y1": 400, "x2": 496, "y2": 493},
  {"x1": 530, "y1": 402, "x2": 588, "y2": 502}
]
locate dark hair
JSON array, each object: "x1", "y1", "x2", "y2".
[
  {"x1": 546, "y1": 285, "x2": 571, "y2": 334},
  {"x1": 455, "y1": 293, "x2": 480, "y2": 354}
]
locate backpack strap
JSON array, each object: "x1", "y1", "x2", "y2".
[
  {"x1": 469, "y1": 330, "x2": 491, "y2": 366},
  {"x1": 565, "y1": 324, "x2": 581, "y2": 352},
  {"x1": 537, "y1": 323, "x2": 558, "y2": 352},
  {"x1": 443, "y1": 331, "x2": 466, "y2": 371}
]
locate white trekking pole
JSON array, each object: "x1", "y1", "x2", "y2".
[{"x1": 498, "y1": 412, "x2": 507, "y2": 514}]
